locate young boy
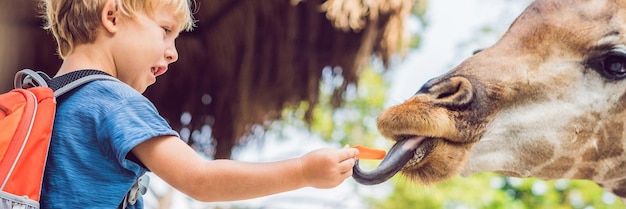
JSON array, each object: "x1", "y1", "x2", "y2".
[{"x1": 39, "y1": 0, "x2": 359, "y2": 208}]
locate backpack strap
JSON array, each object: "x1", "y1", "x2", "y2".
[
  {"x1": 14, "y1": 69, "x2": 51, "y2": 89},
  {"x1": 52, "y1": 74, "x2": 118, "y2": 98},
  {"x1": 119, "y1": 175, "x2": 150, "y2": 209},
  {"x1": 14, "y1": 69, "x2": 119, "y2": 98}
]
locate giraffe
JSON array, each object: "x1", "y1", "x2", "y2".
[{"x1": 352, "y1": 0, "x2": 626, "y2": 199}]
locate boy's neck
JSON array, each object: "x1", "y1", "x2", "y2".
[{"x1": 56, "y1": 43, "x2": 116, "y2": 78}]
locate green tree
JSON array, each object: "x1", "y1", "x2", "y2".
[{"x1": 373, "y1": 174, "x2": 624, "y2": 209}]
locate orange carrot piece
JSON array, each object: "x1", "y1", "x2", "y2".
[{"x1": 353, "y1": 145, "x2": 386, "y2": 160}]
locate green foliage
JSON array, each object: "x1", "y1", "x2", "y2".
[
  {"x1": 371, "y1": 173, "x2": 625, "y2": 209},
  {"x1": 371, "y1": 173, "x2": 515, "y2": 209},
  {"x1": 408, "y1": 34, "x2": 422, "y2": 49},
  {"x1": 304, "y1": 66, "x2": 388, "y2": 146},
  {"x1": 407, "y1": 1, "x2": 428, "y2": 50}
]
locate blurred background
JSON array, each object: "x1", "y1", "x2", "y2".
[{"x1": 2, "y1": 0, "x2": 625, "y2": 208}]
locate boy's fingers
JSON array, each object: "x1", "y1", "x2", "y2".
[
  {"x1": 338, "y1": 157, "x2": 356, "y2": 172},
  {"x1": 341, "y1": 170, "x2": 353, "y2": 178},
  {"x1": 340, "y1": 162, "x2": 354, "y2": 178},
  {"x1": 342, "y1": 147, "x2": 359, "y2": 158},
  {"x1": 337, "y1": 149, "x2": 357, "y2": 162}
]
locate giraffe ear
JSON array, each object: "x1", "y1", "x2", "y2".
[{"x1": 101, "y1": 0, "x2": 119, "y2": 34}]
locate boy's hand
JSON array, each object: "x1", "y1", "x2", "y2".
[{"x1": 299, "y1": 146, "x2": 359, "y2": 188}]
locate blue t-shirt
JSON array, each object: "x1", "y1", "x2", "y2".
[{"x1": 40, "y1": 80, "x2": 179, "y2": 208}]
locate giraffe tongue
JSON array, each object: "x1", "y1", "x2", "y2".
[{"x1": 352, "y1": 136, "x2": 426, "y2": 185}]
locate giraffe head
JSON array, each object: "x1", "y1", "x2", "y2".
[{"x1": 353, "y1": 0, "x2": 626, "y2": 197}]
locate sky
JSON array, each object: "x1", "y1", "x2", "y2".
[{"x1": 143, "y1": 0, "x2": 533, "y2": 208}]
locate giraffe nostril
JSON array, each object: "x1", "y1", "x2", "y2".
[
  {"x1": 421, "y1": 76, "x2": 473, "y2": 107},
  {"x1": 417, "y1": 78, "x2": 437, "y2": 95},
  {"x1": 437, "y1": 91, "x2": 455, "y2": 100}
]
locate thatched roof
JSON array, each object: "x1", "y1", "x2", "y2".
[{"x1": 1, "y1": 0, "x2": 418, "y2": 159}]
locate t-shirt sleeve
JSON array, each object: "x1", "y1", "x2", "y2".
[{"x1": 97, "y1": 96, "x2": 179, "y2": 174}]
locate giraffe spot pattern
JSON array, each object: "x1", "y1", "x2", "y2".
[
  {"x1": 613, "y1": 180, "x2": 626, "y2": 197},
  {"x1": 537, "y1": 156, "x2": 573, "y2": 177},
  {"x1": 582, "y1": 120, "x2": 624, "y2": 162}
]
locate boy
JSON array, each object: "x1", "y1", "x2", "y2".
[{"x1": 39, "y1": 0, "x2": 360, "y2": 208}]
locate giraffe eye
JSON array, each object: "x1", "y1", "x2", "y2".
[
  {"x1": 588, "y1": 50, "x2": 626, "y2": 80},
  {"x1": 601, "y1": 53, "x2": 626, "y2": 78}
]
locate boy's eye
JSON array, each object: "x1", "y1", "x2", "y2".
[{"x1": 162, "y1": 27, "x2": 171, "y2": 33}]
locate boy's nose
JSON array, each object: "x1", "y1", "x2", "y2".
[{"x1": 165, "y1": 47, "x2": 178, "y2": 63}]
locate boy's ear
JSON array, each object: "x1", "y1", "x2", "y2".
[{"x1": 101, "y1": 0, "x2": 118, "y2": 33}]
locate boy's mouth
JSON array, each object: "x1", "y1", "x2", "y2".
[{"x1": 151, "y1": 66, "x2": 168, "y2": 77}]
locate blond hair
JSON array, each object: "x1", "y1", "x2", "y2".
[{"x1": 40, "y1": 0, "x2": 196, "y2": 58}]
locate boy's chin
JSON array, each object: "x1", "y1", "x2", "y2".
[
  {"x1": 132, "y1": 82, "x2": 150, "y2": 93},
  {"x1": 139, "y1": 78, "x2": 157, "y2": 92}
]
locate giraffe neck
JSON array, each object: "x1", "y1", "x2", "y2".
[{"x1": 528, "y1": 136, "x2": 626, "y2": 197}]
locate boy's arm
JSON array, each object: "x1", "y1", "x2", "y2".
[{"x1": 131, "y1": 135, "x2": 358, "y2": 202}]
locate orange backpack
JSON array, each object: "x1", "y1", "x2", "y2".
[{"x1": 0, "y1": 69, "x2": 115, "y2": 208}]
